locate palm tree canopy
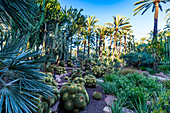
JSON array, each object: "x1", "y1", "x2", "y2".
[
  {"x1": 105, "y1": 15, "x2": 132, "y2": 30},
  {"x1": 133, "y1": 0, "x2": 169, "y2": 16},
  {"x1": 86, "y1": 15, "x2": 99, "y2": 31}
]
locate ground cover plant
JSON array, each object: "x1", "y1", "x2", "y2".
[{"x1": 100, "y1": 70, "x2": 169, "y2": 112}]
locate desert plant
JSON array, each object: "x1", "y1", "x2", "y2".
[
  {"x1": 93, "y1": 91, "x2": 102, "y2": 100},
  {"x1": 72, "y1": 77, "x2": 86, "y2": 85},
  {"x1": 84, "y1": 74, "x2": 97, "y2": 87},
  {"x1": 60, "y1": 83, "x2": 89, "y2": 112}
]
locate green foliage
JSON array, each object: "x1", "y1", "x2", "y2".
[
  {"x1": 163, "y1": 80, "x2": 170, "y2": 89},
  {"x1": 67, "y1": 62, "x2": 74, "y2": 67},
  {"x1": 100, "y1": 72, "x2": 164, "y2": 109},
  {"x1": 60, "y1": 83, "x2": 89, "y2": 112},
  {"x1": 84, "y1": 74, "x2": 97, "y2": 87},
  {"x1": 93, "y1": 91, "x2": 102, "y2": 100},
  {"x1": 121, "y1": 52, "x2": 155, "y2": 68},
  {"x1": 158, "y1": 65, "x2": 170, "y2": 74}
]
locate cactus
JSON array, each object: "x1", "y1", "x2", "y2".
[
  {"x1": 72, "y1": 77, "x2": 86, "y2": 85},
  {"x1": 64, "y1": 76, "x2": 69, "y2": 80},
  {"x1": 93, "y1": 91, "x2": 102, "y2": 100},
  {"x1": 55, "y1": 66, "x2": 66, "y2": 75},
  {"x1": 64, "y1": 100, "x2": 74, "y2": 111},
  {"x1": 74, "y1": 93, "x2": 86, "y2": 108},
  {"x1": 92, "y1": 65, "x2": 106, "y2": 77},
  {"x1": 84, "y1": 74, "x2": 97, "y2": 87},
  {"x1": 67, "y1": 62, "x2": 74, "y2": 67},
  {"x1": 60, "y1": 83, "x2": 89, "y2": 112},
  {"x1": 45, "y1": 66, "x2": 54, "y2": 73},
  {"x1": 62, "y1": 92, "x2": 70, "y2": 101}
]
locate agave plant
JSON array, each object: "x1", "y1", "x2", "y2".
[{"x1": 0, "y1": 30, "x2": 54, "y2": 113}]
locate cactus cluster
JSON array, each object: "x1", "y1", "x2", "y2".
[
  {"x1": 84, "y1": 74, "x2": 97, "y2": 87},
  {"x1": 71, "y1": 68, "x2": 83, "y2": 80},
  {"x1": 72, "y1": 77, "x2": 86, "y2": 85},
  {"x1": 53, "y1": 66, "x2": 66, "y2": 75},
  {"x1": 45, "y1": 66, "x2": 54, "y2": 73},
  {"x1": 93, "y1": 91, "x2": 102, "y2": 100},
  {"x1": 67, "y1": 59, "x2": 74, "y2": 67},
  {"x1": 92, "y1": 65, "x2": 106, "y2": 77},
  {"x1": 60, "y1": 83, "x2": 90, "y2": 112},
  {"x1": 91, "y1": 60, "x2": 96, "y2": 66},
  {"x1": 34, "y1": 72, "x2": 60, "y2": 113}
]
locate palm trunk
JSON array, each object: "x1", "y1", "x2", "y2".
[
  {"x1": 109, "y1": 35, "x2": 112, "y2": 57},
  {"x1": 84, "y1": 40, "x2": 86, "y2": 55},
  {"x1": 70, "y1": 36, "x2": 72, "y2": 60},
  {"x1": 124, "y1": 35, "x2": 127, "y2": 53},
  {"x1": 113, "y1": 28, "x2": 118, "y2": 52},
  {"x1": 99, "y1": 36, "x2": 102, "y2": 60},
  {"x1": 153, "y1": 1, "x2": 159, "y2": 41},
  {"x1": 119, "y1": 38, "x2": 122, "y2": 53},
  {"x1": 77, "y1": 31, "x2": 79, "y2": 59},
  {"x1": 102, "y1": 37, "x2": 105, "y2": 52},
  {"x1": 96, "y1": 35, "x2": 98, "y2": 55},
  {"x1": 42, "y1": 23, "x2": 47, "y2": 56}
]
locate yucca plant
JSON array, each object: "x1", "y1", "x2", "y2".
[{"x1": 0, "y1": 30, "x2": 55, "y2": 113}]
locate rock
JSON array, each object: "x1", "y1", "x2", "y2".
[
  {"x1": 97, "y1": 79, "x2": 104, "y2": 83},
  {"x1": 105, "y1": 95, "x2": 117, "y2": 106},
  {"x1": 51, "y1": 100, "x2": 60, "y2": 112},
  {"x1": 103, "y1": 106, "x2": 111, "y2": 113},
  {"x1": 122, "y1": 107, "x2": 135, "y2": 113}
]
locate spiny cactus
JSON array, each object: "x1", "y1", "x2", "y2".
[
  {"x1": 93, "y1": 91, "x2": 102, "y2": 100},
  {"x1": 60, "y1": 83, "x2": 89, "y2": 112},
  {"x1": 84, "y1": 74, "x2": 97, "y2": 87},
  {"x1": 92, "y1": 65, "x2": 106, "y2": 77},
  {"x1": 72, "y1": 77, "x2": 86, "y2": 85}
]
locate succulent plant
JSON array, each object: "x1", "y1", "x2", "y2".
[
  {"x1": 65, "y1": 76, "x2": 69, "y2": 80},
  {"x1": 84, "y1": 74, "x2": 97, "y2": 87},
  {"x1": 93, "y1": 91, "x2": 102, "y2": 100},
  {"x1": 60, "y1": 83, "x2": 89, "y2": 112},
  {"x1": 67, "y1": 62, "x2": 74, "y2": 67},
  {"x1": 45, "y1": 66, "x2": 54, "y2": 73},
  {"x1": 92, "y1": 65, "x2": 106, "y2": 77},
  {"x1": 55, "y1": 66, "x2": 66, "y2": 75},
  {"x1": 72, "y1": 77, "x2": 86, "y2": 85}
]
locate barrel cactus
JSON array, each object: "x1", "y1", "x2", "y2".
[
  {"x1": 93, "y1": 91, "x2": 102, "y2": 100},
  {"x1": 60, "y1": 83, "x2": 89, "y2": 112},
  {"x1": 84, "y1": 74, "x2": 97, "y2": 87}
]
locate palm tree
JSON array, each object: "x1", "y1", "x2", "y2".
[
  {"x1": 164, "y1": 8, "x2": 170, "y2": 24},
  {"x1": 95, "y1": 25, "x2": 108, "y2": 60},
  {"x1": 123, "y1": 30, "x2": 133, "y2": 53},
  {"x1": 133, "y1": 0, "x2": 169, "y2": 41},
  {"x1": 105, "y1": 15, "x2": 132, "y2": 52},
  {"x1": 106, "y1": 27, "x2": 115, "y2": 57},
  {"x1": 86, "y1": 16, "x2": 99, "y2": 57},
  {"x1": 140, "y1": 37, "x2": 147, "y2": 44}
]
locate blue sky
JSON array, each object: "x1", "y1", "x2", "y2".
[{"x1": 59, "y1": 0, "x2": 169, "y2": 41}]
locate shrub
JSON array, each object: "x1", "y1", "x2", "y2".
[
  {"x1": 121, "y1": 52, "x2": 155, "y2": 68},
  {"x1": 158, "y1": 65, "x2": 170, "y2": 74}
]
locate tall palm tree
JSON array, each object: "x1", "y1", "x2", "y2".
[
  {"x1": 106, "y1": 27, "x2": 115, "y2": 57},
  {"x1": 140, "y1": 37, "x2": 147, "y2": 44},
  {"x1": 105, "y1": 15, "x2": 132, "y2": 52},
  {"x1": 86, "y1": 16, "x2": 99, "y2": 57},
  {"x1": 164, "y1": 8, "x2": 170, "y2": 24},
  {"x1": 95, "y1": 25, "x2": 108, "y2": 60},
  {"x1": 123, "y1": 30, "x2": 133, "y2": 53},
  {"x1": 133, "y1": 0, "x2": 169, "y2": 41}
]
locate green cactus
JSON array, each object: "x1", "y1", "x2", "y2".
[
  {"x1": 64, "y1": 76, "x2": 69, "y2": 80},
  {"x1": 68, "y1": 84, "x2": 77, "y2": 94},
  {"x1": 73, "y1": 109, "x2": 79, "y2": 113},
  {"x1": 71, "y1": 73, "x2": 82, "y2": 80},
  {"x1": 60, "y1": 83, "x2": 89, "y2": 112},
  {"x1": 62, "y1": 92, "x2": 70, "y2": 101},
  {"x1": 67, "y1": 62, "x2": 74, "y2": 67},
  {"x1": 60, "y1": 85, "x2": 69, "y2": 95},
  {"x1": 74, "y1": 93, "x2": 86, "y2": 108},
  {"x1": 93, "y1": 91, "x2": 102, "y2": 100},
  {"x1": 92, "y1": 65, "x2": 106, "y2": 77},
  {"x1": 64, "y1": 100, "x2": 74, "y2": 111},
  {"x1": 84, "y1": 75, "x2": 97, "y2": 87},
  {"x1": 72, "y1": 77, "x2": 86, "y2": 85},
  {"x1": 54, "y1": 66, "x2": 66, "y2": 75}
]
